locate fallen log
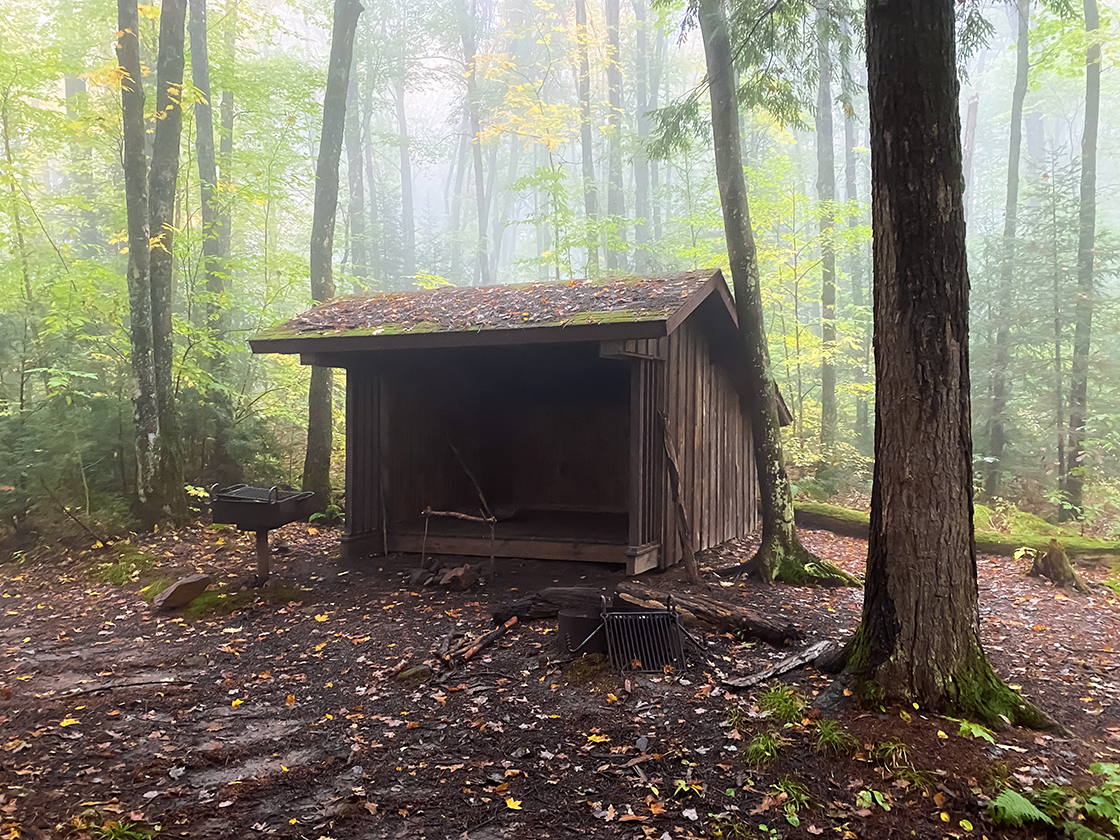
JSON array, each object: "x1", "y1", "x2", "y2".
[
  {"x1": 462, "y1": 616, "x2": 518, "y2": 661},
  {"x1": 492, "y1": 586, "x2": 607, "y2": 624},
  {"x1": 722, "y1": 640, "x2": 835, "y2": 689},
  {"x1": 794, "y1": 501, "x2": 1120, "y2": 558},
  {"x1": 614, "y1": 581, "x2": 801, "y2": 647}
]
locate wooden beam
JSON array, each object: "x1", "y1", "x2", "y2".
[{"x1": 385, "y1": 533, "x2": 629, "y2": 564}]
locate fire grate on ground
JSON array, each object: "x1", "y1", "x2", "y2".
[{"x1": 601, "y1": 595, "x2": 685, "y2": 673}]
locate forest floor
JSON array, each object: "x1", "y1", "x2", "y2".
[{"x1": 1, "y1": 518, "x2": 1119, "y2": 840}]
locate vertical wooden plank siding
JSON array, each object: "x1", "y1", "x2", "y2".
[
  {"x1": 658, "y1": 318, "x2": 759, "y2": 568},
  {"x1": 343, "y1": 369, "x2": 381, "y2": 548},
  {"x1": 630, "y1": 357, "x2": 666, "y2": 551}
]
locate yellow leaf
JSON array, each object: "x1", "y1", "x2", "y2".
[
  {"x1": 231, "y1": 699, "x2": 243, "y2": 708},
  {"x1": 606, "y1": 693, "x2": 618, "y2": 703},
  {"x1": 286, "y1": 694, "x2": 295, "y2": 706},
  {"x1": 587, "y1": 734, "x2": 610, "y2": 743},
  {"x1": 59, "y1": 717, "x2": 80, "y2": 727},
  {"x1": 505, "y1": 798, "x2": 522, "y2": 810},
  {"x1": 314, "y1": 614, "x2": 329, "y2": 622},
  {"x1": 937, "y1": 730, "x2": 948, "y2": 739},
  {"x1": 940, "y1": 812, "x2": 950, "y2": 822}
]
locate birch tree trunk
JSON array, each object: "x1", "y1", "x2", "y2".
[
  {"x1": 148, "y1": 0, "x2": 188, "y2": 520},
  {"x1": 117, "y1": 0, "x2": 160, "y2": 520},
  {"x1": 303, "y1": 0, "x2": 363, "y2": 505},
  {"x1": 846, "y1": 0, "x2": 1048, "y2": 728}
]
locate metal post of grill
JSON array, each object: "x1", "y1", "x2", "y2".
[{"x1": 600, "y1": 595, "x2": 685, "y2": 672}]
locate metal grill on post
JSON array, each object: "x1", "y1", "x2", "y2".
[{"x1": 600, "y1": 595, "x2": 685, "y2": 672}]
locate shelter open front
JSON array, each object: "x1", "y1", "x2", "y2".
[{"x1": 341, "y1": 342, "x2": 646, "y2": 568}]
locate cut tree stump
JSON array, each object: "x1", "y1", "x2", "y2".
[
  {"x1": 492, "y1": 587, "x2": 607, "y2": 624},
  {"x1": 614, "y1": 582, "x2": 801, "y2": 646},
  {"x1": 1027, "y1": 539, "x2": 1091, "y2": 594}
]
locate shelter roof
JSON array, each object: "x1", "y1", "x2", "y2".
[{"x1": 250, "y1": 270, "x2": 737, "y2": 355}]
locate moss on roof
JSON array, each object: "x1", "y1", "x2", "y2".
[{"x1": 256, "y1": 271, "x2": 716, "y2": 342}]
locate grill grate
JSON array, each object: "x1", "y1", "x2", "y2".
[{"x1": 601, "y1": 596, "x2": 684, "y2": 672}]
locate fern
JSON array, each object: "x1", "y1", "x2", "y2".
[{"x1": 988, "y1": 789, "x2": 1054, "y2": 828}]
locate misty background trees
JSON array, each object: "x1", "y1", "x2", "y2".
[{"x1": 0, "y1": 0, "x2": 1116, "y2": 533}]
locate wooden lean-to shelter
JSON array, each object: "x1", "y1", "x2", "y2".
[{"x1": 250, "y1": 269, "x2": 759, "y2": 575}]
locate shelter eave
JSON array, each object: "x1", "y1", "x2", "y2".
[{"x1": 249, "y1": 317, "x2": 670, "y2": 360}]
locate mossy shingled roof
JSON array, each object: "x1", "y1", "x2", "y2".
[{"x1": 255, "y1": 271, "x2": 719, "y2": 343}]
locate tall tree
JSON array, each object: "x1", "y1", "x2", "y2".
[
  {"x1": 575, "y1": 0, "x2": 599, "y2": 274},
  {"x1": 117, "y1": 0, "x2": 187, "y2": 525},
  {"x1": 815, "y1": 0, "x2": 836, "y2": 449},
  {"x1": 697, "y1": 0, "x2": 853, "y2": 585},
  {"x1": 395, "y1": 80, "x2": 416, "y2": 282},
  {"x1": 986, "y1": 0, "x2": 1030, "y2": 498},
  {"x1": 632, "y1": 0, "x2": 652, "y2": 269},
  {"x1": 189, "y1": 0, "x2": 222, "y2": 335},
  {"x1": 844, "y1": 0, "x2": 1047, "y2": 727},
  {"x1": 1065, "y1": 0, "x2": 1100, "y2": 517},
  {"x1": 605, "y1": 0, "x2": 627, "y2": 269},
  {"x1": 459, "y1": 0, "x2": 491, "y2": 286},
  {"x1": 345, "y1": 72, "x2": 369, "y2": 291},
  {"x1": 303, "y1": 0, "x2": 363, "y2": 504}
]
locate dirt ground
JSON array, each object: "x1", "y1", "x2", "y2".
[{"x1": 1, "y1": 520, "x2": 1119, "y2": 840}]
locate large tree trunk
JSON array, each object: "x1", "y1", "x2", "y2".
[
  {"x1": 986, "y1": 0, "x2": 1029, "y2": 498},
  {"x1": 148, "y1": 0, "x2": 188, "y2": 521},
  {"x1": 575, "y1": 0, "x2": 599, "y2": 275},
  {"x1": 303, "y1": 0, "x2": 363, "y2": 505},
  {"x1": 697, "y1": 0, "x2": 852, "y2": 586},
  {"x1": 815, "y1": 1, "x2": 836, "y2": 449},
  {"x1": 1065, "y1": 0, "x2": 1099, "y2": 518},
  {"x1": 847, "y1": 0, "x2": 1047, "y2": 729},
  {"x1": 605, "y1": 0, "x2": 626, "y2": 270}
]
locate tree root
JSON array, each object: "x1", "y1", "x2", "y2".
[{"x1": 729, "y1": 534, "x2": 861, "y2": 587}]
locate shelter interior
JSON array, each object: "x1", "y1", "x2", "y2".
[{"x1": 346, "y1": 341, "x2": 642, "y2": 565}]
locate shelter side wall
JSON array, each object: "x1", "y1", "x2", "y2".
[{"x1": 660, "y1": 319, "x2": 757, "y2": 567}]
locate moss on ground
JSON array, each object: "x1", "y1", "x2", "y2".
[
  {"x1": 94, "y1": 544, "x2": 159, "y2": 585},
  {"x1": 795, "y1": 501, "x2": 1120, "y2": 557}
]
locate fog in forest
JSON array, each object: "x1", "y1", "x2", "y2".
[{"x1": 0, "y1": 0, "x2": 1116, "y2": 531}]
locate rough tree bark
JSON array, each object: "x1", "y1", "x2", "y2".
[
  {"x1": 303, "y1": 0, "x2": 363, "y2": 505},
  {"x1": 815, "y1": 0, "x2": 836, "y2": 449},
  {"x1": 575, "y1": 0, "x2": 599, "y2": 274},
  {"x1": 697, "y1": 0, "x2": 854, "y2": 586},
  {"x1": 844, "y1": 0, "x2": 1048, "y2": 729},
  {"x1": 605, "y1": 0, "x2": 627, "y2": 270},
  {"x1": 117, "y1": 0, "x2": 160, "y2": 521},
  {"x1": 148, "y1": 0, "x2": 188, "y2": 520},
  {"x1": 1065, "y1": 0, "x2": 1099, "y2": 518},
  {"x1": 986, "y1": 0, "x2": 1030, "y2": 498}
]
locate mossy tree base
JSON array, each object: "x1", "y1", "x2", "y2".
[
  {"x1": 842, "y1": 627, "x2": 1056, "y2": 731},
  {"x1": 732, "y1": 530, "x2": 861, "y2": 587},
  {"x1": 1028, "y1": 539, "x2": 1091, "y2": 594}
]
